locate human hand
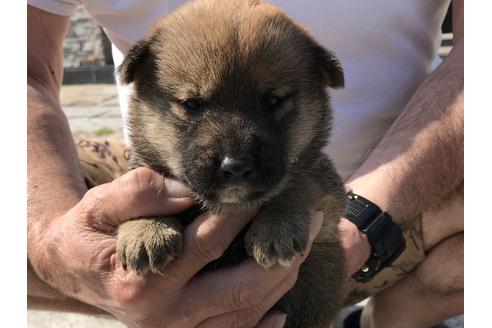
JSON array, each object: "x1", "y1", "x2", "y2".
[
  {"x1": 29, "y1": 167, "x2": 323, "y2": 327},
  {"x1": 338, "y1": 218, "x2": 371, "y2": 278}
]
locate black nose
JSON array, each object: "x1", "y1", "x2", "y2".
[{"x1": 220, "y1": 156, "x2": 255, "y2": 180}]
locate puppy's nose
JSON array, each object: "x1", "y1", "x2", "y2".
[{"x1": 220, "y1": 156, "x2": 255, "y2": 180}]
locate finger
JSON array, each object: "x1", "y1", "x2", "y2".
[
  {"x1": 255, "y1": 313, "x2": 288, "y2": 328},
  {"x1": 338, "y1": 217, "x2": 371, "y2": 278},
  {"x1": 197, "y1": 309, "x2": 287, "y2": 328},
  {"x1": 203, "y1": 311, "x2": 288, "y2": 328},
  {"x1": 179, "y1": 212, "x2": 323, "y2": 321},
  {"x1": 80, "y1": 167, "x2": 195, "y2": 225},
  {"x1": 196, "y1": 269, "x2": 294, "y2": 328},
  {"x1": 165, "y1": 208, "x2": 258, "y2": 279}
]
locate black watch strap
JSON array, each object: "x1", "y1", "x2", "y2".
[{"x1": 345, "y1": 192, "x2": 406, "y2": 282}]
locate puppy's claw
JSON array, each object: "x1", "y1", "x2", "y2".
[
  {"x1": 245, "y1": 213, "x2": 309, "y2": 270},
  {"x1": 278, "y1": 257, "x2": 296, "y2": 268},
  {"x1": 250, "y1": 246, "x2": 296, "y2": 269}
]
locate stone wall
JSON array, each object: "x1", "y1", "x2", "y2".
[{"x1": 63, "y1": 6, "x2": 111, "y2": 68}]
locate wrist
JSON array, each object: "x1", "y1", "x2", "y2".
[
  {"x1": 28, "y1": 258, "x2": 66, "y2": 300},
  {"x1": 27, "y1": 214, "x2": 69, "y2": 295},
  {"x1": 338, "y1": 218, "x2": 371, "y2": 277},
  {"x1": 343, "y1": 190, "x2": 407, "y2": 282},
  {"x1": 345, "y1": 176, "x2": 403, "y2": 223}
]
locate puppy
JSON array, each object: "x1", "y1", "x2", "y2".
[{"x1": 117, "y1": 0, "x2": 346, "y2": 326}]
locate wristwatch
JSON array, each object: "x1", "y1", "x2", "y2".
[{"x1": 345, "y1": 191, "x2": 406, "y2": 282}]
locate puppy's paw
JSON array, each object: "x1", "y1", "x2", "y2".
[
  {"x1": 245, "y1": 213, "x2": 309, "y2": 269},
  {"x1": 117, "y1": 218, "x2": 183, "y2": 275}
]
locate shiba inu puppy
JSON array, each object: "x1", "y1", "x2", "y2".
[{"x1": 117, "y1": 1, "x2": 346, "y2": 326}]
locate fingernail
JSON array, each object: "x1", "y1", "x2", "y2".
[
  {"x1": 164, "y1": 177, "x2": 194, "y2": 198},
  {"x1": 309, "y1": 211, "x2": 323, "y2": 241},
  {"x1": 273, "y1": 314, "x2": 287, "y2": 328}
]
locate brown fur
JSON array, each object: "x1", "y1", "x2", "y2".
[{"x1": 116, "y1": 1, "x2": 346, "y2": 326}]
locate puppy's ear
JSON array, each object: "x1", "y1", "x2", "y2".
[
  {"x1": 118, "y1": 40, "x2": 151, "y2": 84},
  {"x1": 313, "y1": 45, "x2": 345, "y2": 89}
]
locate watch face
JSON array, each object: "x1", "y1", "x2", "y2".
[{"x1": 346, "y1": 193, "x2": 381, "y2": 229}]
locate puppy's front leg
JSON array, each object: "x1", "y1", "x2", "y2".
[
  {"x1": 117, "y1": 217, "x2": 183, "y2": 275},
  {"x1": 245, "y1": 197, "x2": 311, "y2": 268}
]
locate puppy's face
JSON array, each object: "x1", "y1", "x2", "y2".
[{"x1": 120, "y1": 0, "x2": 343, "y2": 210}]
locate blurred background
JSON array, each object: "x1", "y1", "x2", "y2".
[
  {"x1": 28, "y1": 4, "x2": 460, "y2": 328},
  {"x1": 56, "y1": 4, "x2": 454, "y2": 142}
]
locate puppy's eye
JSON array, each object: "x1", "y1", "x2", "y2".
[
  {"x1": 262, "y1": 95, "x2": 283, "y2": 111},
  {"x1": 181, "y1": 98, "x2": 202, "y2": 111}
]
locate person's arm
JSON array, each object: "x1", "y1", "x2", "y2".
[
  {"x1": 340, "y1": 0, "x2": 463, "y2": 276},
  {"x1": 346, "y1": 0, "x2": 463, "y2": 223},
  {"x1": 27, "y1": 5, "x2": 87, "y2": 299}
]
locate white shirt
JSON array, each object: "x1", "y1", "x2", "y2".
[{"x1": 28, "y1": 0, "x2": 450, "y2": 180}]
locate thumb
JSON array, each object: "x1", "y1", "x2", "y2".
[{"x1": 80, "y1": 167, "x2": 195, "y2": 225}]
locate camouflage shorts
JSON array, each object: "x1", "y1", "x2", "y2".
[{"x1": 76, "y1": 139, "x2": 426, "y2": 306}]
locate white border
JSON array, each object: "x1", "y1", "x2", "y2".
[
  {"x1": 1, "y1": 1, "x2": 27, "y2": 326},
  {"x1": 465, "y1": 1, "x2": 491, "y2": 326}
]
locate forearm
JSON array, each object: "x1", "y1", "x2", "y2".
[
  {"x1": 27, "y1": 5, "x2": 86, "y2": 258},
  {"x1": 27, "y1": 83, "x2": 105, "y2": 311},
  {"x1": 27, "y1": 79, "x2": 88, "y2": 290},
  {"x1": 346, "y1": 42, "x2": 463, "y2": 225},
  {"x1": 27, "y1": 82, "x2": 87, "y2": 217}
]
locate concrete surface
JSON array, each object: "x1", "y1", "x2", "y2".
[
  {"x1": 60, "y1": 84, "x2": 124, "y2": 140},
  {"x1": 27, "y1": 84, "x2": 463, "y2": 327},
  {"x1": 28, "y1": 311, "x2": 125, "y2": 328}
]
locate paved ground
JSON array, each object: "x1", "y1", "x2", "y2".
[
  {"x1": 28, "y1": 84, "x2": 463, "y2": 327},
  {"x1": 60, "y1": 84, "x2": 124, "y2": 140}
]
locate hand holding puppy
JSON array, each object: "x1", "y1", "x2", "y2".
[{"x1": 29, "y1": 168, "x2": 322, "y2": 328}]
